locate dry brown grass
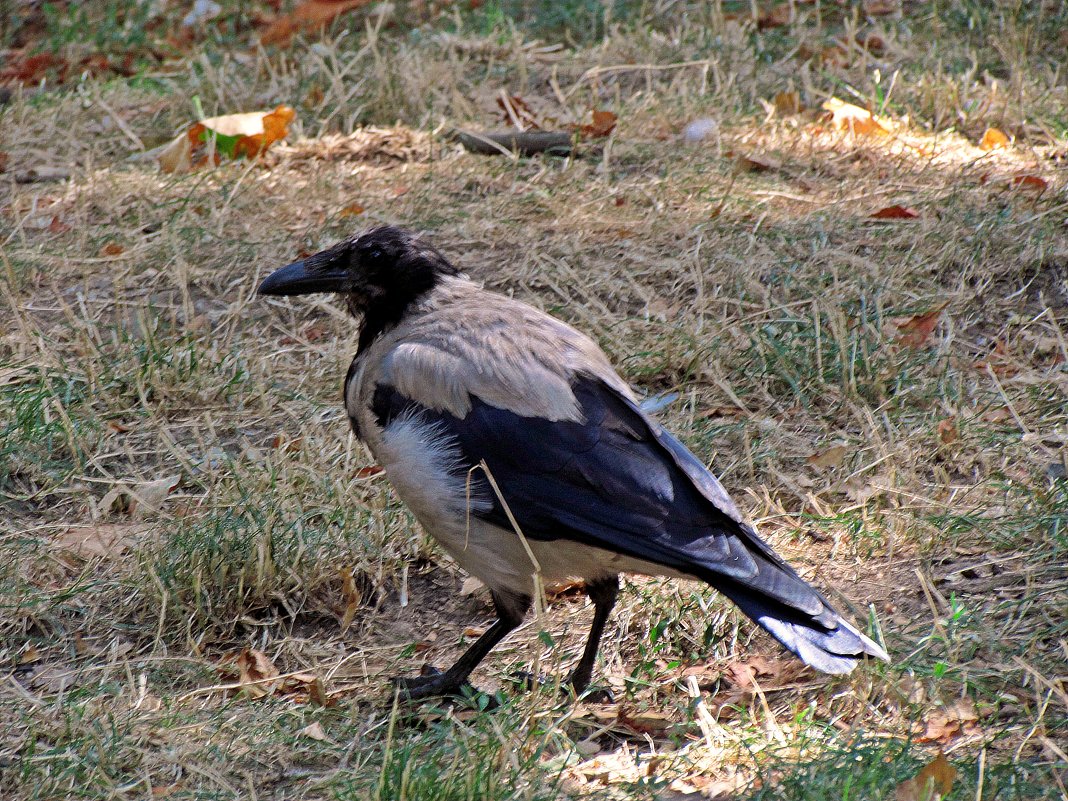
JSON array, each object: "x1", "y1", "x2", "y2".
[{"x1": 1, "y1": 3, "x2": 1066, "y2": 799}]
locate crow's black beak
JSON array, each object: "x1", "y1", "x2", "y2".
[{"x1": 258, "y1": 259, "x2": 349, "y2": 296}]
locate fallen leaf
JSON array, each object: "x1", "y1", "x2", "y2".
[
  {"x1": 895, "y1": 303, "x2": 948, "y2": 349},
  {"x1": 975, "y1": 341, "x2": 1019, "y2": 377},
  {"x1": 496, "y1": 94, "x2": 541, "y2": 130},
  {"x1": 896, "y1": 754, "x2": 956, "y2": 801},
  {"x1": 822, "y1": 97, "x2": 889, "y2": 136},
  {"x1": 339, "y1": 567, "x2": 362, "y2": 632},
  {"x1": 355, "y1": 465, "x2": 383, "y2": 479},
  {"x1": 98, "y1": 476, "x2": 179, "y2": 518},
  {"x1": 299, "y1": 721, "x2": 333, "y2": 742},
  {"x1": 757, "y1": 4, "x2": 793, "y2": 29},
  {"x1": 338, "y1": 202, "x2": 365, "y2": 217},
  {"x1": 735, "y1": 153, "x2": 782, "y2": 172},
  {"x1": 54, "y1": 524, "x2": 138, "y2": 559},
  {"x1": 99, "y1": 241, "x2": 125, "y2": 256},
  {"x1": 259, "y1": 0, "x2": 374, "y2": 47},
  {"x1": 1012, "y1": 174, "x2": 1047, "y2": 191},
  {"x1": 979, "y1": 127, "x2": 1009, "y2": 151},
  {"x1": 920, "y1": 698, "x2": 979, "y2": 743},
  {"x1": 459, "y1": 576, "x2": 485, "y2": 595},
  {"x1": 724, "y1": 655, "x2": 782, "y2": 688},
  {"x1": 158, "y1": 106, "x2": 296, "y2": 173},
  {"x1": 937, "y1": 417, "x2": 959, "y2": 445},
  {"x1": 871, "y1": 204, "x2": 919, "y2": 219},
  {"x1": 47, "y1": 215, "x2": 71, "y2": 234},
  {"x1": 773, "y1": 91, "x2": 802, "y2": 115},
  {"x1": 0, "y1": 152, "x2": 8, "y2": 173},
  {"x1": 236, "y1": 648, "x2": 280, "y2": 699},
  {"x1": 463, "y1": 626, "x2": 487, "y2": 638},
  {"x1": 580, "y1": 109, "x2": 617, "y2": 139},
  {"x1": 18, "y1": 645, "x2": 40, "y2": 665},
  {"x1": 807, "y1": 444, "x2": 849, "y2": 468},
  {"x1": 981, "y1": 407, "x2": 1012, "y2": 423},
  {"x1": 618, "y1": 708, "x2": 674, "y2": 734},
  {"x1": 864, "y1": 0, "x2": 899, "y2": 14}
]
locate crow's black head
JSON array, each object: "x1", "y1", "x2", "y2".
[{"x1": 258, "y1": 226, "x2": 459, "y2": 349}]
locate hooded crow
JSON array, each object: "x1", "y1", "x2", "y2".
[{"x1": 258, "y1": 225, "x2": 889, "y2": 700}]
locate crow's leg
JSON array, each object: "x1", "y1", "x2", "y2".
[
  {"x1": 394, "y1": 588, "x2": 530, "y2": 701},
  {"x1": 567, "y1": 575, "x2": 619, "y2": 695}
]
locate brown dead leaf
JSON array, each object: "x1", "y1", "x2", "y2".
[
  {"x1": 979, "y1": 127, "x2": 1009, "y2": 151},
  {"x1": 463, "y1": 626, "x2": 487, "y2": 638},
  {"x1": 757, "y1": 4, "x2": 793, "y2": 29},
  {"x1": 618, "y1": 708, "x2": 674, "y2": 734},
  {"x1": 99, "y1": 241, "x2": 125, "y2": 256},
  {"x1": 235, "y1": 648, "x2": 280, "y2": 699},
  {"x1": 338, "y1": 202, "x2": 365, "y2": 217},
  {"x1": 773, "y1": 91, "x2": 802, "y2": 115},
  {"x1": 496, "y1": 94, "x2": 542, "y2": 130},
  {"x1": 47, "y1": 215, "x2": 71, "y2": 234},
  {"x1": 896, "y1": 753, "x2": 956, "y2": 801},
  {"x1": 54, "y1": 524, "x2": 138, "y2": 559},
  {"x1": 920, "y1": 698, "x2": 979, "y2": 743},
  {"x1": 981, "y1": 407, "x2": 1012, "y2": 424},
  {"x1": 975, "y1": 341, "x2": 1019, "y2": 377},
  {"x1": 1012, "y1": 174, "x2": 1048, "y2": 191},
  {"x1": 822, "y1": 97, "x2": 889, "y2": 136},
  {"x1": 735, "y1": 153, "x2": 782, "y2": 173},
  {"x1": 871, "y1": 204, "x2": 919, "y2": 219},
  {"x1": 339, "y1": 567, "x2": 362, "y2": 632},
  {"x1": 937, "y1": 417, "x2": 959, "y2": 445},
  {"x1": 0, "y1": 152, "x2": 9, "y2": 173},
  {"x1": 894, "y1": 303, "x2": 948, "y2": 349},
  {"x1": 807, "y1": 444, "x2": 849, "y2": 468},
  {"x1": 864, "y1": 0, "x2": 900, "y2": 14},
  {"x1": 355, "y1": 465, "x2": 383, "y2": 479},
  {"x1": 580, "y1": 109, "x2": 617, "y2": 139},
  {"x1": 259, "y1": 0, "x2": 373, "y2": 47},
  {"x1": 724, "y1": 655, "x2": 783, "y2": 688},
  {"x1": 299, "y1": 721, "x2": 333, "y2": 742}
]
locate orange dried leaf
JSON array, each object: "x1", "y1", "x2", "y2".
[
  {"x1": 1012, "y1": 174, "x2": 1047, "y2": 191},
  {"x1": 822, "y1": 97, "x2": 889, "y2": 136},
  {"x1": 260, "y1": 0, "x2": 373, "y2": 47},
  {"x1": 871, "y1": 205, "x2": 919, "y2": 219},
  {"x1": 979, "y1": 127, "x2": 1009, "y2": 151},
  {"x1": 581, "y1": 109, "x2": 617, "y2": 139},
  {"x1": 236, "y1": 648, "x2": 280, "y2": 699},
  {"x1": 355, "y1": 465, "x2": 383, "y2": 479},
  {"x1": 99, "y1": 241, "x2": 125, "y2": 256},
  {"x1": 871, "y1": 203, "x2": 922, "y2": 220},
  {"x1": 895, "y1": 303, "x2": 948, "y2": 349},
  {"x1": 338, "y1": 203, "x2": 365, "y2": 218}
]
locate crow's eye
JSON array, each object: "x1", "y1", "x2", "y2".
[{"x1": 362, "y1": 246, "x2": 387, "y2": 269}]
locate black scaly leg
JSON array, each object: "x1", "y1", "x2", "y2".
[
  {"x1": 394, "y1": 589, "x2": 531, "y2": 701},
  {"x1": 567, "y1": 575, "x2": 619, "y2": 695}
]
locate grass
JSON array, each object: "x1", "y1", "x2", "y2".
[{"x1": 2, "y1": 0, "x2": 1067, "y2": 799}]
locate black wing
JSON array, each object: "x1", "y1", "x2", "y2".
[{"x1": 372, "y1": 374, "x2": 886, "y2": 673}]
